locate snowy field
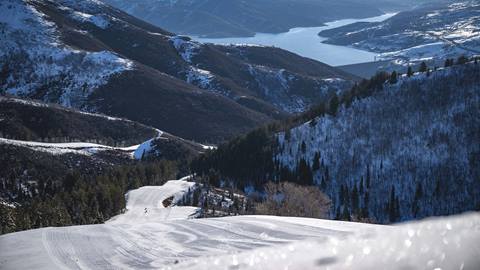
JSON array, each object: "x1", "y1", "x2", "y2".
[{"x1": 0, "y1": 178, "x2": 479, "y2": 270}]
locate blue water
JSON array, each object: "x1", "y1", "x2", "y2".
[{"x1": 194, "y1": 13, "x2": 396, "y2": 66}]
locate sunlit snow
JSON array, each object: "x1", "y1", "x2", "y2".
[{"x1": 0, "y1": 177, "x2": 478, "y2": 270}]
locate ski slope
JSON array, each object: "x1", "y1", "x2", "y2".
[{"x1": 1, "y1": 178, "x2": 479, "y2": 270}]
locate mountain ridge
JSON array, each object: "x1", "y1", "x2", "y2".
[
  {"x1": 102, "y1": 0, "x2": 383, "y2": 38},
  {"x1": 1, "y1": 0, "x2": 357, "y2": 143}
]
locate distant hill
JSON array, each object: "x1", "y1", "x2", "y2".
[
  {"x1": 319, "y1": 1, "x2": 480, "y2": 63},
  {"x1": 102, "y1": 0, "x2": 382, "y2": 38}
]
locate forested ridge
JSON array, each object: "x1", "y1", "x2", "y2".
[
  {"x1": 0, "y1": 143, "x2": 179, "y2": 234},
  {"x1": 192, "y1": 58, "x2": 480, "y2": 223}
]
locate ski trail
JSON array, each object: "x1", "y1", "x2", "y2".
[
  {"x1": 41, "y1": 229, "x2": 71, "y2": 270},
  {"x1": 1, "y1": 178, "x2": 479, "y2": 270}
]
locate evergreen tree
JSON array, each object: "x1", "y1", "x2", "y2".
[
  {"x1": 335, "y1": 207, "x2": 341, "y2": 220},
  {"x1": 339, "y1": 184, "x2": 345, "y2": 205},
  {"x1": 359, "y1": 177, "x2": 364, "y2": 194},
  {"x1": 457, "y1": 55, "x2": 468, "y2": 65},
  {"x1": 395, "y1": 197, "x2": 400, "y2": 221},
  {"x1": 362, "y1": 191, "x2": 369, "y2": 218},
  {"x1": 297, "y1": 158, "x2": 313, "y2": 185},
  {"x1": 312, "y1": 152, "x2": 320, "y2": 171},
  {"x1": 419, "y1": 62, "x2": 428, "y2": 73},
  {"x1": 341, "y1": 206, "x2": 351, "y2": 221},
  {"x1": 407, "y1": 66, "x2": 413, "y2": 77},
  {"x1": 328, "y1": 94, "x2": 339, "y2": 116},
  {"x1": 412, "y1": 182, "x2": 423, "y2": 218},
  {"x1": 351, "y1": 185, "x2": 359, "y2": 213},
  {"x1": 320, "y1": 176, "x2": 327, "y2": 190},
  {"x1": 435, "y1": 178, "x2": 441, "y2": 197},
  {"x1": 192, "y1": 188, "x2": 200, "y2": 206},
  {"x1": 389, "y1": 71, "x2": 398, "y2": 84},
  {"x1": 388, "y1": 186, "x2": 400, "y2": 222},
  {"x1": 324, "y1": 165, "x2": 329, "y2": 183},
  {"x1": 444, "y1": 58, "x2": 453, "y2": 67},
  {"x1": 366, "y1": 165, "x2": 371, "y2": 189},
  {"x1": 285, "y1": 129, "x2": 291, "y2": 141}
]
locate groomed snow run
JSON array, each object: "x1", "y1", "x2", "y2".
[{"x1": 0, "y1": 178, "x2": 479, "y2": 270}]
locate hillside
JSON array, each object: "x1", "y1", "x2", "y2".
[
  {"x1": 319, "y1": 1, "x2": 480, "y2": 64},
  {"x1": 102, "y1": 0, "x2": 382, "y2": 38},
  {"x1": 0, "y1": 97, "x2": 210, "y2": 233},
  {"x1": 192, "y1": 61, "x2": 480, "y2": 223},
  {"x1": 0, "y1": 97, "x2": 156, "y2": 146},
  {"x1": 1, "y1": 177, "x2": 478, "y2": 269},
  {"x1": 0, "y1": 0, "x2": 358, "y2": 143}
]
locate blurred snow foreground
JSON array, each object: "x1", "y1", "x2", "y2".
[{"x1": 0, "y1": 177, "x2": 479, "y2": 270}]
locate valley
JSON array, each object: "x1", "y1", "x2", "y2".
[
  {"x1": 0, "y1": 0, "x2": 479, "y2": 269},
  {"x1": 1, "y1": 0, "x2": 358, "y2": 143}
]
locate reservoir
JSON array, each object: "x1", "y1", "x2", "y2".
[{"x1": 194, "y1": 13, "x2": 396, "y2": 66}]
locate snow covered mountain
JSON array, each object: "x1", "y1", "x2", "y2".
[
  {"x1": 274, "y1": 63, "x2": 480, "y2": 223},
  {"x1": 0, "y1": 0, "x2": 133, "y2": 108},
  {"x1": 1, "y1": 177, "x2": 479, "y2": 269},
  {"x1": 102, "y1": 0, "x2": 382, "y2": 38},
  {"x1": 319, "y1": 1, "x2": 480, "y2": 64},
  {"x1": 192, "y1": 61, "x2": 480, "y2": 223},
  {"x1": 0, "y1": 0, "x2": 358, "y2": 143}
]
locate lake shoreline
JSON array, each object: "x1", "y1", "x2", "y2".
[{"x1": 193, "y1": 13, "x2": 396, "y2": 67}]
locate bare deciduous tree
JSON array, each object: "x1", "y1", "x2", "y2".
[{"x1": 255, "y1": 182, "x2": 331, "y2": 218}]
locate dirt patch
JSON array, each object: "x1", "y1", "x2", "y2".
[{"x1": 162, "y1": 196, "x2": 174, "y2": 207}]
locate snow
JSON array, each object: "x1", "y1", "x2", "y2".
[
  {"x1": 107, "y1": 177, "x2": 198, "y2": 224},
  {"x1": 133, "y1": 129, "x2": 163, "y2": 159},
  {"x1": 0, "y1": 129, "x2": 163, "y2": 158},
  {"x1": 170, "y1": 36, "x2": 201, "y2": 63},
  {"x1": 379, "y1": 42, "x2": 473, "y2": 62},
  {"x1": 70, "y1": 11, "x2": 110, "y2": 29},
  {"x1": 168, "y1": 36, "x2": 231, "y2": 95},
  {"x1": 199, "y1": 144, "x2": 217, "y2": 150},
  {"x1": 0, "y1": 0, "x2": 133, "y2": 109},
  {"x1": 247, "y1": 64, "x2": 349, "y2": 113},
  {"x1": 275, "y1": 64, "x2": 480, "y2": 222},
  {"x1": 323, "y1": 1, "x2": 480, "y2": 63},
  {"x1": 0, "y1": 199, "x2": 16, "y2": 209},
  {"x1": 186, "y1": 67, "x2": 215, "y2": 89},
  {"x1": 180, "y1": 213, "x2": 480, "y2": 270},
  {"x1": 0, "y1": 138, "x2": 109, "y2": 156},
  {"x1": 133, "y1": 139, "x2": 154, "y2": 159},
  {"x1": 0, "y1": 96, "x2": 49, "y2": 108},
  {"x1": 0, "y1": 177, "x2": 479, "y2": 270}
]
